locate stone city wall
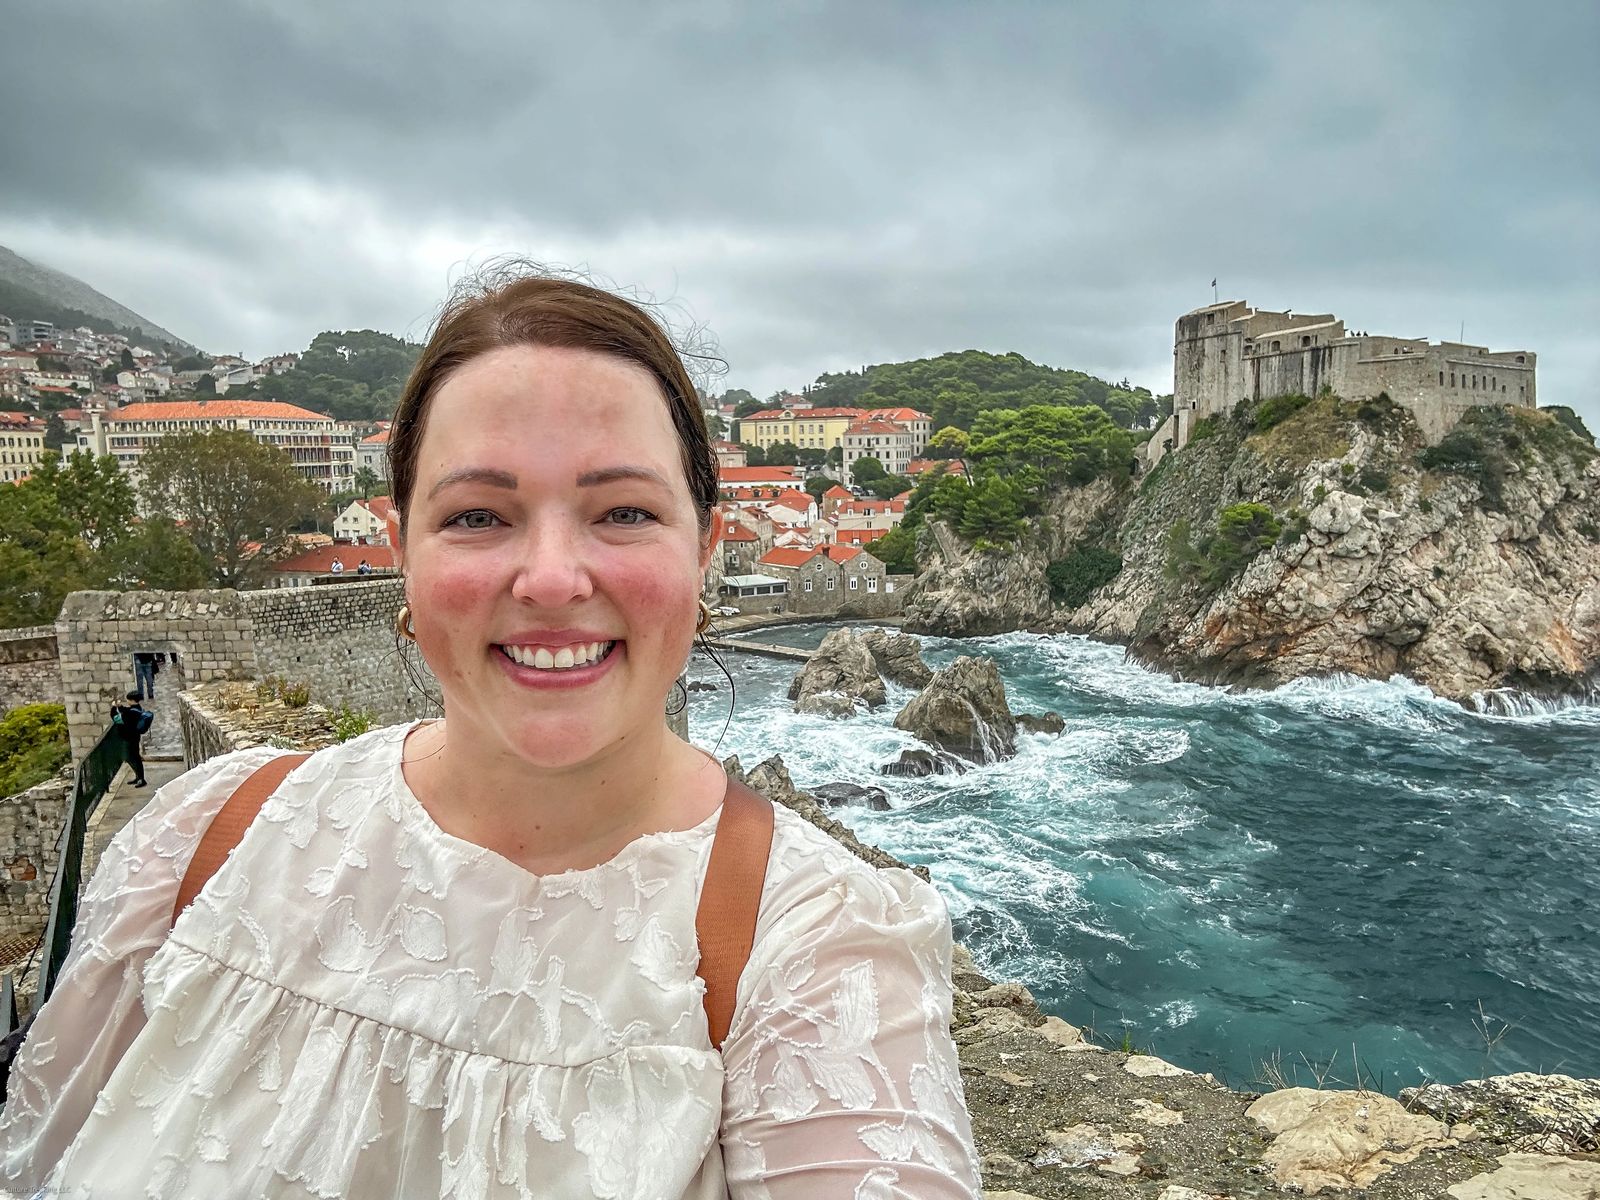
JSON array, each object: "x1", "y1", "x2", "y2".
[
  {"x1": 55, "y1": 590, "x2": 258, "y2": 762},
  {"x1": 53, "y1": 582, "x2": 444, "y2": 764},
  {"x1": 0, "y1": 626, "x2": 63, "y2": 713},
  {"x1": 0, "y1": 768, "x2": 70, "y2": 944},
  {"x1": 243, "y1": 578, "x2": 439, "y2": 725}
]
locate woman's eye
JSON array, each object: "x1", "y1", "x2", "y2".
[
  {"x1": 446, "y1": 509, "x2": 502, "y2": 530},
  {"x1": 607, "y1": 506, "x2": 657, "y2": 527}
]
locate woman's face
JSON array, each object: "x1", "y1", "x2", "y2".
[{"x1": 395, "y1": 344, "x2": 712, "y2": 770}]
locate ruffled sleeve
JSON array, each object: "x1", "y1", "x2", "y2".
[
  {"x1": 718, "y1": 826, "x2": 982, "y2": 1199},
  {"x1": 0, "y1": 746, "x2": 290, "y2": 1196}
]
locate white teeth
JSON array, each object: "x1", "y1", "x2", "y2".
[{"x1": 501, "y1": 641, "x2": 613, "y2": 671}]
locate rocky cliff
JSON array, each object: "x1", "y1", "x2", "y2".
[{"x1": 904, "y1": 397, "x2": 1600, "y2": 704}]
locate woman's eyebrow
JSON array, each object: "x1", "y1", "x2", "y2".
[
  {"x1": 576, "y1": 466, "x2": 671, "y2": 488},
  {"x1": 427, "y1": 467, "x2": 519, "y2": 499}
]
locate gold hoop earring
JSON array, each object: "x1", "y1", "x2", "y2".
[
  {"x1": 695, "y1": 600, "x2": 712, "y2": 635},
  {"x1": 395, "y1": 604, "x2": 416, "y2": 642}
]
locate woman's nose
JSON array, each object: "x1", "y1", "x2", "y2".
[{"x1": 509, "y1": 520, "x2": 595, "y2": 607}]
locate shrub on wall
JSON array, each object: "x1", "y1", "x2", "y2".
[
  {"x1": 1252, "y1": 393, "x2": 1312, "y2": 433},
  {"x1": 0, "y1": 702, "x2": 70, "y2": 798},
  {"x1": 1046, "y1": 546, "x2": 1123, "y2": 609}
]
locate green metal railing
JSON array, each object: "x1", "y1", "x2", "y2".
[{"x1": 3, "y1": 726, "x2": 125, "y2": 1034}]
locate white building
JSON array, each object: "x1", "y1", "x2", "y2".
[{"x1": 79, "y1": 399, "x2": 342, "y2": 489}]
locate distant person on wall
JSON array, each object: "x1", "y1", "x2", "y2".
[
  {"x1": 357, "y1": 558, "x2": 372, "y2": 575},
  {"x1": 110, "y1": 691, "x2": 151, "y2": 788},
  {"x1": 133, "y1": 653, "x2": 156, "y2": 700},
  {"x1": 330, "y1": 556, "x2": 345, "y2": 575}
]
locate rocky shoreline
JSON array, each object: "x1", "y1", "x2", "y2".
[
  {"x1": 902, "y1": 399, "x2": 1600, "y2": 707},
  {"x1": 728, "y1": 752, "x2": 1600, "y2": 1198}
]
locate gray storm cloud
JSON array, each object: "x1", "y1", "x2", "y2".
[{"x1": 1, "y1": 1, "x2": 1594, "y2": 424}]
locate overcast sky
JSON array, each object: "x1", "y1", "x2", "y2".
[{"x1": 2, "y1": 2, "x2": 1596, "y2": 425}]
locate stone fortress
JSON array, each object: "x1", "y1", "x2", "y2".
[{"x1": 1143, "y1": 300, "x2": 1538, "y2": 470}]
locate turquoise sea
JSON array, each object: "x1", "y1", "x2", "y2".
[{"x1": 687, "y1": 623, "x2": 1600, "y2": 1094}]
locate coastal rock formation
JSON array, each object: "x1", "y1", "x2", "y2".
[
  {"x1": 861, "y1": 627, "x2": 934, "y2": 688},
  {"x1": 879, "y1": 747, "x2": 970, "y2": 776},
  {"x1": 1401, "y1": 1073, "x2": 1600, "y2": 1153},
  {"x1": 904, "y1": 479, "x2": 1120, "y2": 637},
  {"x1": 893, "y1": 654, "x2": 1018, "y2": 763},
  {"x1": 787, "y1": 628, "x2": 886, "y2": 715},
  {"x1": 905, "y1": 399, "x2": 1600, "y2": 704},
  {"x1": 1015, "y1": 711, "x2": 1066, "y2": 735},
  {"x1": 1247, "y1": 1087, "x2": 1468, "y2": 1193},
  {"x1": 810, "y1": 781, "x2": 891, "y2": 811}
]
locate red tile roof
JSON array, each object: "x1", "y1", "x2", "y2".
[
  {"x1": 818, "y1": 545, "x2": 863, "y2": 563},
  {"x1": 718, "y1": 466, "x2": 801, "y2": 483},
  {"x1": 108, "y1": 400, "x2": 334, "y2": 422},
  {"x1": 360, "y1": 429, "x2": 390, "y2": 445},
  {"x1": 846, "y1": 418, "x2": 907, "y2": 435},
  {"x1": 773, "y1": 489, "x2": 814, "y2": 510},
  {"x1": 358, "y1": 496, "x2": 396, "y2": 522},
  {"x1": 720, "y1": 523, "x2": 759, "y2": 542},
  {"x1": 740, "y1": 407, "x2": 864, "y2": 422},
  {"x1": 907, "y1": 457, "x2": 966, "y2": 476},
  {"x1": 862, "y1": 407, "x2": 931, "y2": 423},
  {"x1": 757, "y1": 547, "x2": 820, "y2": 568},
  {"x1": 822, "y1": 484, "x2": 853, "y2": 499},
  {"x1": 837, "y1": 527, "x2": 890, "y2": 545}
]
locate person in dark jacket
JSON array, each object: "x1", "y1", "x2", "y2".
[{"x1": 110, "y1": 691, "x2": 149, "y2": 787}]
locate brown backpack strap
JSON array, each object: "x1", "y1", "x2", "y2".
[
  {"x1": 171, "y1": 753, "x2": 310, "y2": 925},
  {"x1": 695, "y1": 778, "x2": 775, "y2": 1050}
]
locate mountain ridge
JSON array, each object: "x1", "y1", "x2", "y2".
[{"x1": 0, "y1": 244, "x2": 196, "y2": 352}]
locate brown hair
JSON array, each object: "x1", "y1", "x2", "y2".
[{"x1": 388, "y1": 268, "x2": 718, "y2": 535}]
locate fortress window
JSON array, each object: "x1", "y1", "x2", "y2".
[
  {"x1": 1301, "y1": 335, "x2": 1311, "y2": 347},
  {"x1": 1270, "y1": 340, "x2": 1281, "y2": 351},
  {"x1": 1439, "y1": 372, "x2": 1444, "y2": 385},
  {"x1": 1206, "y1": 313, "x2": 1216, "y2": 324},
  {"x1": 1516, "y1": 355, "x2": 1525, "y2": 364},
  {"x1": 1450, "y1": 373, "x2": 1456, "y2": 387}
]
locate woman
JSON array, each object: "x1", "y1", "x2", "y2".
[{"x1": 0, "y1": 271, "x2": 981, "y2": 1198}]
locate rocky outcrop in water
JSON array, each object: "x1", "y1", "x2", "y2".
[
  {"x1": 893, "y1": 654, "x2": 1017, "y2": 762},
  {"x1": 787, "y1": 627, "x2": 887, "y2": 715},
  {"x1": 1015, "y1": 710, "x2": 1066, "y2": 735},
  {"x1": 861, "y1": 627, "x2": 934, "y2": 687},
  {"x1": 879, "y1": 747, "x2": 970, "y2": 776},
  {"x1": 904, "y1": 400, "x2": 1600, "y2": 704}
]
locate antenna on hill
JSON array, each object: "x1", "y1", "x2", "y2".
[{"x1": 1212, "y1": 277, "x2": 1218, "y2": 304}]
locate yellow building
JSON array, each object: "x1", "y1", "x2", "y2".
[
  {"x1": 0, "y1": 414, "x2": 47, "y2": 483},
  {"x1": 734, "y1": 407, "x2": 865, "y2": 452}
]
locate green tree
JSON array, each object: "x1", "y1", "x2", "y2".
[
  {"x1": 29, "y1": 451, "x2": 138, "y2": 552},
  {"x1": 247, "y1": 330, "x2": 419, "y2": 422},
  {"x1": 0, "y1": 703, "x2": 70, "y2": 798},
  {"x1": 98, "y1": 517, "x2": 211, "y2": 590},
  {"x1": 353, "y1": 465, "x2": 380, "y2": 500},
  {"x1": 733, "y1": 396, "x2": 767, "y2": 419},
  {"x1": 100, "y1": 363, "x2": 120, "y2": 384},
  {"x1": 967, "y1": 404, "x2": 1134, "y2": 493},
  {"x1": 43, "y1": 412, "x2": 69, "y2": 451},
  {"x1": 851, "y1": 456, "x2": 887, "y2": 487},
  {"x1": 796, "y1": 447, "x2": 826, "y2": 468},
  {"x1": 957, "y1": 477, "x2": 1024, "y2": 548},
  {"x1": 865, "y1": 524, "x2": 917, "y2": 574},
  {"x1": 765, "y1": 440, "x2": 800, "y2": 466},
  {"x1": 195, "y1": 373, "x2": 218, "y2": 398},
  {"x1": 173, "y1": 353, "x2": 210, "y2": 373},
  {"x1": 703, "y1": 410, "x2": 727, "y2": 439},
  {"x1": 925, "y1": 426, "x2": 970, "y2": 458},
  {"x1": 804, "y1": 475, "x2": 842, "y2": 502},
  {"x1": 865, "y1": 473, "x2": 913, "y2": 500},
  {"x1": 738, "y1": 442, "x2": 766, "y2": 467},
  {"x1": 119, "y1": 348, "x2": 136, "y2": 370},
  {"x1": 825, "y1": 445, "x2": 843, "y2": 468},
  {"x1": 140, "y1": 430, "x2": 325, "y2": 587},
  {"x1": 718, "y1": 388, "x2": 758, "y2": 412}
]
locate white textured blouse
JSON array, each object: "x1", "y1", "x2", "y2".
[{"x1": 0, "y1": 723, "x2": 981, "y2": 1199}]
